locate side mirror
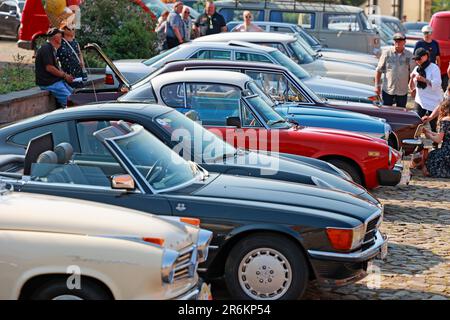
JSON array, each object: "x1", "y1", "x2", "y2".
[
  {"x1": 226, "y1": 116, "x2": 241, "y2": 128},
  {"x1": 111, "y1": 174, "x2": 135, "y2": 191}
]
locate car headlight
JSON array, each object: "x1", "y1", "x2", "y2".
[
  {"x1": 326, "y1": 224, "x2": 365, "y2": 251},
  {"x1": 197, "y1": 229, "x2": 213, "y2": 263}
]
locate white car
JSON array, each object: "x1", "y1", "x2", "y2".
[
  {"x1": 193, "y1": 32, "x2": 376, "y2": 85},
  {"x1": 0, "y1": 184, "x2": 212, "y2": 300}
]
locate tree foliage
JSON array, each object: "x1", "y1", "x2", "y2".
[{"x1": 76, "y1": 0, "x2": 157, "y2": 60}]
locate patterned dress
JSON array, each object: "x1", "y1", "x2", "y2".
[
  {"x1": 426, "y1": 120, "x2": 450, "y2": 178},
  {"x1": 56, "y1": 39, "x2": 83, "y2": 79}
]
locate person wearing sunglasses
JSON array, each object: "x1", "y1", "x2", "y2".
[
  {"x1": 57, "y1": 24, "x2": 86, "y2": 88},
  {"x1": 233, "y1": 11, "x2": 263, "y2": 32},
  {"x1": 181, "y1": 6, "x2": 192, "y2": 42}
]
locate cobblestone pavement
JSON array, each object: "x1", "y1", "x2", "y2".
[{"x1": 305, "y1": 175, "x2": 450, "y2": 300}]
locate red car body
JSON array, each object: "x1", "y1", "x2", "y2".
[
  {"x1": 207, "y1": 124, "x2": 401, "y2": 190},
  {"x1": 17, "y1": 0, "x2": 155, "y2": 50},
  {"x1": 429, "y1": 11, "x2": 450, "y2": 78}
]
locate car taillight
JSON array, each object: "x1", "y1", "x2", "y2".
[
  {"x1": 368, "y1": 95, "x2": 380, "y2": 102},
  {"x1": 180, "y1": 217, "x2": 201, "y2": 227},
  {"x1": 104, "y1": 74, "x2": 114, "y2": 85},
  {"x1": 143, "y1": 237, "x2": 165, "y2": 246}
]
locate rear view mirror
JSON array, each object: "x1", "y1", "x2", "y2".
[
  {"x1": 111, "y1": 174, "x2": 135, "y2": 191},
  {"x1": 226, "y1": 116, "x2": 241, "y2": 128}
]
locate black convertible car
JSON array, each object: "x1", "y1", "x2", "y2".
[{"x1": 0, "y1": 104, "x2": 387, "y2": 300}]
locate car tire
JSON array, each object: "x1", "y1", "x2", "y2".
[
  {"x1": 327, "y1": 159, "x2": 362, "y2": 185},
  {"x1": 29, "y1": 278, "x2": 111, "y2": 300},
  {"x1": 224, "y1": 233, "x2": 309, "y2": 300}
]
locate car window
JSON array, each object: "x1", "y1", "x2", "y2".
[
  {"x1": 269, "y1": 26, "x2": 294, "y2": 34},
  {"x1": 76, "y1": 120, "x2": 114, "y2": 156},
  {"x1": 268, "y1": 50, "x2": 310, "y2": 79},
  {"x1": 256, "y1": 42, "x2": 289, "y2": 55},
  {"x1": 323, "y1": 13, "x2": 360, "y2": 32},
  {"x1": 245, "y1": 71, "x2": 307, "y2": 103},
  {"x1": 0, "y1": 2, "x2": 15, "y2": 12},
  {"x1": 118, "y1": 83, "x2": 156, "y2": 103},
  {"x1": 186, "y1": 83, "x2": 241, "y2": 126},
  {"x1": 235, "y1": 52, "x2": 272, "y2": 63},
  {"x1": 161, "y1": 83, "x2": 185, "y2": 108},
  {"x1": 269, "y1": 11, "x2": 315, "y2": 29},
  {"x1": 9, "y1": 122, "x2": 72, "y2": 147},
  {"x1": 143, "y1": 46, "x2": 179, "y2": 66},
  {"x1": 190, "y1": 50, "x2": 231, "y2": 60},
  {"x1": 241, "y1": 103, "x2": 262, "y2": 128},
  {"x1": 219, "y1": 8, "x2": 264, "y2": 22}
]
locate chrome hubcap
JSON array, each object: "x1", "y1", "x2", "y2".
[
  {"x1": 52, "y1": 295, "x2": 83, "y2": 300},
  {"x1": 238, "y1": 248, "x2": 292, "y2": 300}
]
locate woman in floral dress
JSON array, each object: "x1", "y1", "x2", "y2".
[{"x1": 424, "y1": 99, "x2": 450, "y2": 178}]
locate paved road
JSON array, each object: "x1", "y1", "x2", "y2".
[
  {"x1": 0, "y1": 39, "x2": 34, "y2": 65},
  {"x1": 213, "y1": 174, "x2": 450, "y2": 300}
]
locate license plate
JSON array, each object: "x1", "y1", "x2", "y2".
[{"x1": 198, "y1": 283, "x2": 213, "y2": 300}]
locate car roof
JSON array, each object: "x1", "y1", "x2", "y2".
[
  {"x1": 214, "y1": 1, "x2": 363, "y2": 13},
  {"x1": 162, "y1": 59, "x2": 289, "y2": 73},
  {"x1": 150, "y1": 70, "x2": 251, "y2": 89},
  {"x1": 179, "y1": 40, "x2": 276, "y2": 52},
  {"x1": 193, "y1": 32, "x2": 296, "y2": 43},
  {"x1": 229, "y1": 21, "x2": 298, "y2": 29}
]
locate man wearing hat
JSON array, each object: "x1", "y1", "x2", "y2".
[
  {"x1": 35, "y1": 28, "x2": 74, "y2": 108},
  {"x1": 375, "y1": 33, "x2": 416, "y2": 108},
  {"x1": 409, "y1": 47, "x2": 443, "y2": 133},
  {"x1": 414, "y1": 25, "x2": 441, "y2": 68}
]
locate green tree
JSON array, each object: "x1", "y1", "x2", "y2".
[
  {"x1": 432, "y1": 0, "x2": 450, "y2": 14},
  {"x1": 77, "y1": 0, "x2": 157, "y2": 60}
]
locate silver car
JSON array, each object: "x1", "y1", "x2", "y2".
[
  {"x1": 108, "y1": 41, "x2": 380, "y2": 104},
  {"x1": 193, "y1": 32, "x2": 376, "y2": 85}
]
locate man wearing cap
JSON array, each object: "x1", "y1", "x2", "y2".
[
  {"x1": 166, "y1": 1, "x2": 185, "y2": 49},
  {"x1": 409, "y1": 47, "x2": 443, "y2": 133},
  {"x1": 414, "y1": 25, "x2": 441, "y2": 68},
  {"x1": 35, "y1": 28, "x2": 74, "y2": 108},
  {"x1": 375, "y1": 33, "x2": 415, "y2": 108}
]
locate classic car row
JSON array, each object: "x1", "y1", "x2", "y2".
[{"x1": 0, "y1": 102, "x2": 389, "y2": 300}]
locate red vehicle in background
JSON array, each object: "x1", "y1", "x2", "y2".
[
  {"x1": 17, "y1": 0, "x2": 155, "y2": 50},
  {"x1": 429, "y1": 11, "x2": 450, "y2": 87}
]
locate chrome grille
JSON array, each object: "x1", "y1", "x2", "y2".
[
  {"x1": 362, "y1": 215, "x2": 381, "y2": 249},
  {"x1": 173, "y1": 245, "x2": 197, "y2": 282}
]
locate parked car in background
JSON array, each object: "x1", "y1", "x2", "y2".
[
  {"x1": 147, "y1": 70, "x2": 404, "y2": 188},
  {"x1": 0, "y1": 183, "x2": 212, "y2": 300},
  {"x1": 214, "y1": 0, "x2": 381, "y2": 56},
  {"x1": 429, "y1": 11, "x2": 450, "y2": 88},
  {"x1": 0, "y1": 0, "x2": 24, "y2": 39},
  {"x1": 120, "y1": 59, "x2": 421, "y2": 151},
  {"x1": 92, "y1": 42, "x2": 380, "y2": 105},
  {"x1": 227, "y1": 20, "x2": 379, "y2": 67},
  {"x1": 369, "y1": 15, "x2": 417, "y2": 52},
  {"x1": 0, "y1": 117, "x2": 388, "y2": 300},
  {"x1": 403, "y1": 21, "x2": 428, "y2": 37}
]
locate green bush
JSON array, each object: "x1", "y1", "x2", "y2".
[
  {"x1": 77, "y1": 0, "x2": 158, "y2": 60},
  {"x1": 0, "y1": 54, "x2": 35, "y2": 95}
]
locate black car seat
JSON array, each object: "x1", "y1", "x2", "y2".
[
  {"x1": 23, "y1": 132, "x2": 54, "y2": 176},
  {"x1": 54, "y1": 142, "x2": 74, "y2": 164},
  {"x1": 30, "y1": 150, "x2": 59, "y2": 180}
]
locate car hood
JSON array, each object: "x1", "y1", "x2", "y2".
[
  {"x1": 0, "y1": 192, "x2": 193, "y2": 251},
  {"x1": 193, "y1": 174, "x2": 379, "y2": 223},
  {"x1": 301, "y1": 59, "x2": 375, "y2": 83},
  {"x1": 284, "y1": 104, "x2": 385, "y2": 122},
  {"x1": 303, "y1": 76, "x2": 375, "y2": 98},
  {"x1": 113, "y1": 59, "x2": 155, "y2": 84},
  {"x1": 297, "y1": 126, "x2": 386, "y2": 145}
]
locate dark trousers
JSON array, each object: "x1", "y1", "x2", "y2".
[
  {"x1": 382, "y1": 91, "x2": 408, "y2": 108},
  {"x1": 166, "y1": 36, "x2": 180, "y2": 49},
  {"x1": 415, "y1": 102, "x2": 437, "y2": 133}
]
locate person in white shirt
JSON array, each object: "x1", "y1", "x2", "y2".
[
  {"x1": 409, "y1": 47, "x2": 443, "y2": 133},
  {"x1": 233, "y1": 11, "x2": 263, "y2": 32}
]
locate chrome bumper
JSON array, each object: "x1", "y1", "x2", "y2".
[
  {"x1": 308, "y1": 231, "x2": 388, "y2": 263},
  {"x1": 174, "y1": 286, "x2": 200, "y2": 300}
]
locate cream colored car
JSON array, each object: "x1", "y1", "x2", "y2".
[{"x1": 0, "y1": 185, "x2": 212, "y2": 300}]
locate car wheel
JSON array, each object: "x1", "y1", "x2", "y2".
[
  {"x1": 29, "y1": 278, "x2": 111, "y2": 300},
  {"x1": 327, "y1": 159, "x2": 362, "y2": 185},
  {"x1": 225, "y1": 233, "x2": 309, "y2": 300}
]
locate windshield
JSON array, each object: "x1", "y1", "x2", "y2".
[
  {"x1": 155, "y1": 111, "x2": 237, "y2": 162},
  {"x1": 359, "y1": 12, "x2": 373, "y2": 30},
  {"x1": 287, "y1": 40, "x2": 314, "y2": 64},
  {"x1": 269, "y1": 50, "x2": 310, "y2": 80},
  {"x1": 118, "y1": 83, "x2": 156, "y2": 103},
  {"x1": 245, "y1": 82, "x2": 291, "y2": 129},
  {"x1": 294, "y1": 25, "x2": 321, "y2": 48},
  {"x1": 113, "y1": 125, "x2": 198, "y2": 191},
  {"x1": 246, "y1": 80, "x2": 275, "y2": 107},
  {"x1": 294, "y1": 36, "x2": 319, "y2": 57},
  {"x1": 143, "y1": 46, "x2": 179, "y2": 66}
]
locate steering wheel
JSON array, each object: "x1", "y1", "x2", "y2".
[{"x1": 145, "y1": 159, "x2": 167, "y2": 183}]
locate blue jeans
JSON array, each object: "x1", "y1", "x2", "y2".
[{"x1": 40, "y1": 81, "x2": 73, "y2": 107}]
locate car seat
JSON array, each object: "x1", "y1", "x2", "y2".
[{"x1": 23, "y1": 132, "x2": 54, "y2": 176}]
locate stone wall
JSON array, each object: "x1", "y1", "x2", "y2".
[{"x1": 0, "y1": 87, "x2": 57, "y2": 126}]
